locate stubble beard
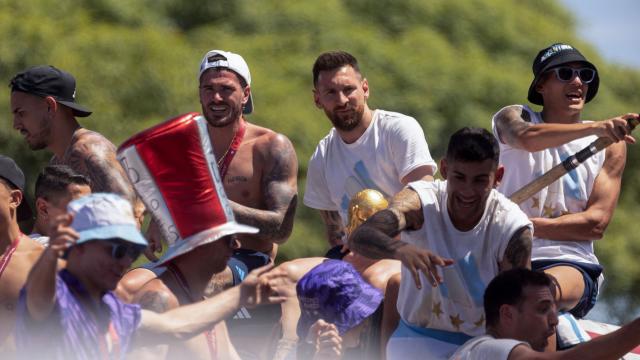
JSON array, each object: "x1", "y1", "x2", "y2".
[
  {"x1": 202, "y1": 103, "x2": 243, "y2": 128},
  {"x1": 326, "y1": 104, "x2": 364, "y2": 132},
  {"x1": 27, "y1": 116, "x2": 51, "y2": 151}
]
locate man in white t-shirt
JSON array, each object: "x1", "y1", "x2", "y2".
[
  {"x1": 451, "y1": 268, "x2": 640, "y2": 360},
  {"x1": 492, "y1": 43, "x2": 639, "y2": 321},
  {"x1": 350, "y1": 127, "x2": 533, "y2": 359},
  {"x1": 304, "y1": 50, "x2": 437, "y2": 250}
]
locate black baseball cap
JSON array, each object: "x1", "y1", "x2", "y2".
[
  {"x1": 0, "y1": 155, "x2": 33, "y2": 222},
  {"x1": 9, "y1": 65, "x2": 92, "y2": 117},
  {"x1": 527, "y1": 43, "x2": 599, "y2": 106}
]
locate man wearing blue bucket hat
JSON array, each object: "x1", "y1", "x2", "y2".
[{"x1": 16, "y1": 193, "x2": 290, "y2": 359}]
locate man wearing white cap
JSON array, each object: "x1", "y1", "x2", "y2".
[
  {"x1": 16, "y1": 193, "x2": 290, "y2": 359},
  {"x1": 194, "y1": 50, "x2": 298, "y2": 289}
]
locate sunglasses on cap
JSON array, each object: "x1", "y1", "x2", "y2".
[
  {"x1": 104, "y1": 240, "x2": 142, "y2": 260},
  {"x1": 548, "y1": 67, "x2": 596, "y2": 84}
]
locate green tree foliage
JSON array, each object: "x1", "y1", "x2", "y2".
[{"x1": 1, "y1": 0, "x2": 639, "y2": 320}]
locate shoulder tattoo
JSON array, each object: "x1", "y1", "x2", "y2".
[
  {"x1": 137, "y1": 290, "x2": 171, "y2": 313},
  {"x1": 502, "y1": 226, "x2": 532, "y2": 270}
]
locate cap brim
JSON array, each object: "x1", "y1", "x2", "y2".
[
  {"x1": 155, "y1": 221, "x2": 259, "y2": 266},
  {"x1": 76, "y1": 224, "x2": 148, "y2": 248},
  {"x1": 57, "y1": 100, "x2": 92, "y2": 117}
]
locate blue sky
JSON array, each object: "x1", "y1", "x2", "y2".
[{"x1": 560, "y1": 0, "x2": 640, "y2": 68}]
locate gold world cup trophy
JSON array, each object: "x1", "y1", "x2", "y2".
[{"x1": 346, "y1": 189, "x2": 388, "y2": 235}]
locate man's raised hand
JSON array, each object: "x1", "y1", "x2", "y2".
[{"x1": 393, "y1": 243, "x2": 453, "y2": 289}]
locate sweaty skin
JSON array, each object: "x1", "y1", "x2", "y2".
[{"x1": 0, "y1": 236, "x2": 43, "y2": 357}]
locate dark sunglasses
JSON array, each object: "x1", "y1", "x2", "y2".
[
  {"x1": 548, "y1": 67, "x2": 596, "y2": 84},
  {"x1": 104, "y1": 241, "x2": 142, "y2": 260}
]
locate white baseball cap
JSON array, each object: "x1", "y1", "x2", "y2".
[{"x1": 198, "y1": 49, "x2": 253, "y2": 114}]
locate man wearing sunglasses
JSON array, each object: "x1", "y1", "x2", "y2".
[
  {"x1": 492, "y1": 43, "x2": 639, "y2": 347},
  {"x1": 16, "y1": 193, "x2": 290, "y2": 359}
]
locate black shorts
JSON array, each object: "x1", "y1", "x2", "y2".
[{"x1": 532, "y1": 259, "x2": 603, "y2": 318}]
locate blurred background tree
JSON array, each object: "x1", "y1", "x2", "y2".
[{"x1": 1, "y1": 0, "x2": 639, "y2": 322}]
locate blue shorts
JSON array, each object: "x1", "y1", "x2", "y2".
[
  {"x1": 532, "y1": 259, "x2": 603, "y2": 318},
  {"x1": 227, "y1": 249, "x2": 271, "y2": 286}
]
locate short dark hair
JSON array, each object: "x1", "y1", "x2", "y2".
[
  {"x1": 445, "y1": 127, "x2": 500, "y2": 167},
  {"x1": 312, "y1": 51, "x2": 361, "y2": 86},
  {"x1": 484, "y1": 268, "x2": 552, "y2": 328},
  {"x1": 35, "y1": 165, "x2": 90, "y2": 204}
]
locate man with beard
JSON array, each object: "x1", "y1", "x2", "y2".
[
  {"x1": 120, "y1": 50, "x2": 298, "y2": 359},
  {"x1": 350, "y1": 128, "x2": 533, "y2": 359},
  {"x1": 197, "y1": 50, "x2": 298, "y2": 287},
  {"x1": 0, "y1": 155, "x2": 43, "y2": 358},
  {"x1": 10, "y1": 66, "x2": 136, "y2": 205},
  {"x1": 304, "y1": 50, "x2": 437, "y2": 251}
]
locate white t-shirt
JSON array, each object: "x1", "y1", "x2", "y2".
[
  {"x1": 397, "y1": 180, "x2": 532, "y2": 337},
  {"x1": 304, "y1": 109, "x2": 437, "y2": 225},
  {"x1": 449, "y1": 335, "x2": 528, "y2": 360},
  {"x1": 492, "y1": 105, "x2": 605, "y2": 264}
]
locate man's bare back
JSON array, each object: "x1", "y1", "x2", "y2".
[{"x1": 0, "y1": 236, "x2": 43, "y2": 357}]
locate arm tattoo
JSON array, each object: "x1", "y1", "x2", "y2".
[
  {"x1": 349, "y1": 209, "x2": 408, "y2": 260},
  {"x1": 64, "y1": 139, "x2": 135, "y2": 202},
  {"x1": 501, "y1": 226, "x2": 532, "y2": 271},
  {"x1": 388, "y1": 188, "x2": 424, "y2": 231},
  {"x1": 231, "y1": 134, "x2": 298, "y2": 244},
  {"x1": 494, "y1": 105, "x2": 531, "y2": 146},
  {"x1": 349, "y1": 187, "x2": 424, "y2": 259},
  {"x1": 319, "y1": 210, "x2": 346, "y2": 246},
  {"x1": 138, "y1": 291, "x2": 171, "y2": 313}
]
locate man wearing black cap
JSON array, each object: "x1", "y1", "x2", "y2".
[
  {"x1": 0, "y1": 155, "x2": 43, "y2": 357},
  {"x1": 9, "y1": 65, "x2": 136, "y2": 205},
  {"x1": 492, "y1": 44, "x2": 639, "y2": 326}
]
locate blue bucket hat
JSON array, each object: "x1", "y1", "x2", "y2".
[
  {"x1": 296, "y1": 260, "x2": 383, "y2": 338},
  {"x1": 67, "y1": 193, "x2": 147, "y2": 249}
]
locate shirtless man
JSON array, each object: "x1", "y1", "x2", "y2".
[
  {"x1": 197, "y1": 49, "x2": 298, "y2": 286},
  {"x1": 199, "y1": 49, "x2": 298, "y2": 359},
  {"x1": 10, "y1": 65, "x2": 136, "y2": 204},
  {"x1": 0, "y1": 155, "x2": 43, "y2": 358},
  {"x1": 131, "y1": 206, "x2": 262, "y2": 359},
  {"x1": 122, "y1": 50, "x2": 298, "y2": 359}
]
